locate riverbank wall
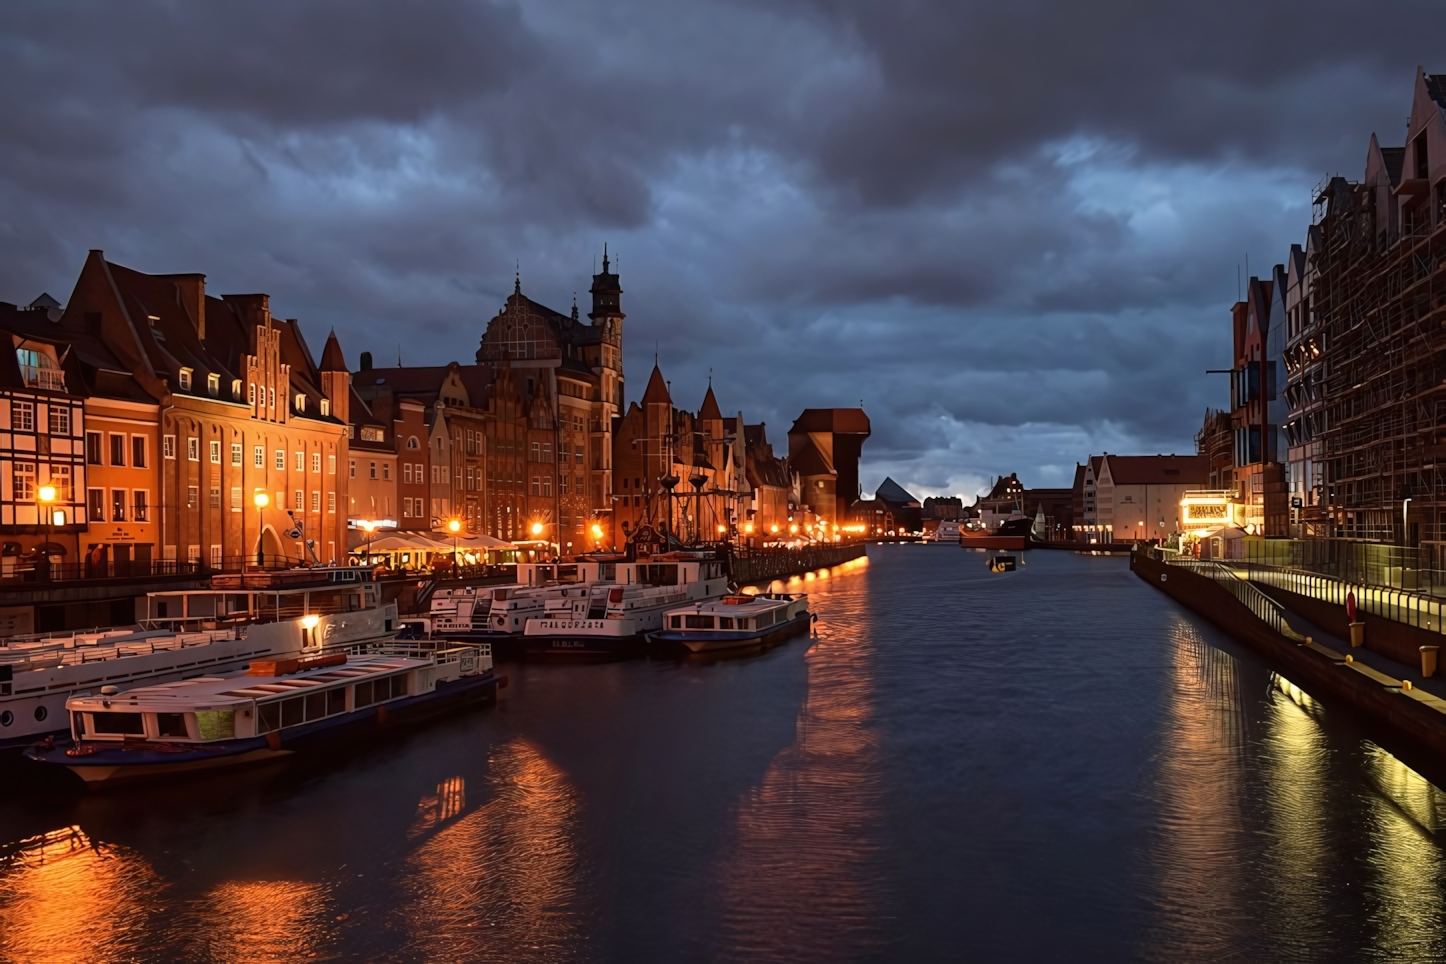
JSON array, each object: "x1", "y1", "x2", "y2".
[
  {"x1": 729, "y1": 544, "x2": 867, "y2": 585},
  {"x1": 1132, "y1": 551, "x2": 1446, "y2": 764}
]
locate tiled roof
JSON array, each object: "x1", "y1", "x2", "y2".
[{"x1": 1103, "y1": 454, "x2": 1209, "y2": 486}]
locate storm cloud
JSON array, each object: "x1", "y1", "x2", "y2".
[{"x1": 1, "y1": 0, "x2": 1440, "y2": 496}]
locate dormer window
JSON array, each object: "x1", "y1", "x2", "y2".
[
  {"x1": 232, "y1": 379, "x2": 243, "y2": 401},
  {"x1": 295, "y1": 393, "x2": 306, "y2": 413},
  {"x1": 178, "y1": 368, "x2": 192, "y2": 391},
  {"x1": 207, "y1": 373, "x2": 220, "y2": 397},
  {"x1": 320, "y1": 399, "x2": 330, "y2": 417}
]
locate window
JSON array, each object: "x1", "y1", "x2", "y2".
[
  {"x1": 295, "y1": 452, "x2": 304, "y2": 472},
  {"x1": 232, "y1": 379, "x2": 242, "y2": 400},
  {"x1": 209, "y1": 486, "x2": 220, "y2": 509},
  {"x1": 187, "y1": 437, "x2": 199, "y2": 461},
  {"x1": 403, "y1": 497, "x2": 412, "y2": 518},
  {"x1": 254, "y1": 446, "x2": 264, "y2": 468},
  {"x1": 327, "y1": 492, "x2": 335, "y2": 513},
  {"x1": 231, "y1": 443, "x2": 242, "y2": 466},
  {"x1": 360, "y1": 426, "x2": 384, "y2": 442},
  {"x1": 48, "y1": 406, "x2": 70, "y2": 436},
  {"x1": 87, "y1": 488, "x2": 103, "y2": 522},
  {"x1": 248, "y1": 382, "x2": 256, "y2": 405},
  {"x1": 560, "y1": 475, "x2": 568, "y2": 495},
  {"x1": 268, "y1": 387, "x2": 275, "y2": 409},
  {"x1": 209, "y1": 440, "x2": 221, "y2": 464},
  {"x1": 543, "y1": 477, "x2": 552, "y2": 498},
  {"x1": 403, "y1": 463, "x2": 413, "y2": 484},
  {"x1": 12, "y1": 463, "x2": 35, "y2": 502},
  {"x1": 187, "y1": 486, "x2": 198, "y2": 510},
  {"x1": 86, "y1": 432, "x2": 102, "y2": 464},
  {"x1": 295, "y1": 393, "x2": 306, "y2": 413},
  {"x1": 133, "y1": 490, "x2": 148, "y2": 522},
  {"x1": 187, "y1": 545, "x2": 200, "y2": 564},
  {"x1": 328, "y1": 454, "x2": 336, "y2": 475},
  {"x1": 210, "y1": 545, "x2": 222, "y2": 569},
  {"x1": 382, "y1": 463, "x2": 390, "y2": 481},
  {"x1": 532, "y1": 477, "x2": 540, "y2": 496},
  {"x1": 311, "y1": 491, "x2": 320, "y2": 512},
  {"x1": 207, "y1": 373, "x2": 220, "y2": 397},
  {"x1": 275, "y1": 450, "x2": 284, "y2": 470},
  {"x1": 111, "y1": 489, "x2": 126, "y2": 522},
  {"x1": 132, "y1": 436, "x2": 147, "y2": 468},
  {"x1": 531, "y1": 441, "x2": 540, "y2": 460},
  {"x1": 164, "y1": 435, "x2": 176, "y2": 460},
  {"x1": 349, "y1": 459, "x2": 356, "y2": 478},
  {"x1": 407, "y1": 436, "x2": 419, "y2": 449},
  {"x1": 10, "y1": 401, "x2": 33, "y2": 432},
  {"x1": 320, "y1": 399, "x2": 330, "y2": 417},
  {"x1": 294, "y1": 490, "x2": 303, "y2": 510},
  {"x1": 231, "y1": 487, "x2": 242, "y2": 511},
  {"x1": 543, "y1": 442, "x2": 552, "y2": 462},
  {"x1": 575, "y1": 446, "x2": 584, "y2": 464},
  {"x1": 110, "y1": 433, "x2": 126, "y2": 466},
  {"x1": 369, "y1": 461, "x2": 378, "y2": 480},
  {"x1": 178, "y1": 369, "x2": 192, "y2": 391},
  {"x1": 311, "y1": 453, "x2": 321, "y2": 474}
]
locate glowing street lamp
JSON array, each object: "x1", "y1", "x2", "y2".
[
  {"x1": 37, "y1": 484, "x2": 57, "y2": 576},
  {"x1": 448, "y1": 518, "x2": 461, "y2": 571},
  {"x1": 590, "y1": 522, "x2": 604, "y2": 549},
  {"x1": 531, "y1": 522, "x2": 544, "y2": 537},
  {"x1": 358, "y1": 517, "x2": 376, "y2": 568}
]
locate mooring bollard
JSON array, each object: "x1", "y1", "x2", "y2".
[
  {"x1": 1422, "y1": 645, "x2": 1440, "y2": 679},
  {"x1": 1349, "y1": 622, "x2": 1365, "y2": 648}
]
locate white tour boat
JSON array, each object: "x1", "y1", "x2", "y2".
[{"x1": 647, "y1": 592, "x2": 811, "y2": 653}]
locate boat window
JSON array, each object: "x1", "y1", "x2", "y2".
[
  {"x1": 558, "y1": 565, "x2": 579, "y2": 583},
  {"x1": 737, "y1": 618, "x2": 751, "y2": 630},
  {"x1": 669, "y1": 616, "x2": 682, "y2": 629},
  {"x1": 305, "y1": 692, "x2": 327, "y2": 722},
  {"x1": 355, "y1": 680, "x2": 375, "y2": 707},
  {"x1": 602, "y1": 563, "x2": 616, "y2": 580},
  {"x1": 328, "y1": 688, "x2": 346, "y2": 715},
  {"x1": 536, "y1": 566, "x2": 553, "y2": 583},
  {"x1": 281, "y1": 698, "x2": 304, "y2": 728},
  {"x1": 494, "y1": 588, "x2": 511, "y2": 602},
  {"x1": 90, "y1": 711, "x2": 145, "y2": 736},
  {"x1": 719, "y1": 617, "x2": 734, "y2": 630},
  {"x1": 259, "y1": 702, "x2": 281, "y2": 733},
  {"x1": 390, "y1": 675, "x2": 409, "y2": 699},
  {"x1": 638, "y1": 564, "x2": 679, "y2": 586},
  {"x1": 684, "y1": 615, "x2": 714, "y2": 629},
  {"x1": 156, "y1": 713, "x2": 189, "y2": 738},
  {"x1": 195, "y1": 710, "x2": 235, "y2": 740}
]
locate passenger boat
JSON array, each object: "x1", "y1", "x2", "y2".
[
  {"x1": 523, "y1": 551, "x2": 730, "y2": 658},
  {"x1": 0, "y1": 568, "x2": 397, "y2": 750},
  {"x1": 958, "y1": 517, "x2": 1032, "y2": 551},
  {"x1": 647, "y1": 593, "x2": 810, "y2": 653},
  {"x1": 23, "y1": 641, "x2": 496, "y2": 787},
  {"x1": 420, "y1": 560, "x2": 618, "y2": 655}
]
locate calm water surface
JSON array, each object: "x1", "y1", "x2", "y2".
[{"x1": 3, "y1": 546, "x2": 1446, "y2": 962}]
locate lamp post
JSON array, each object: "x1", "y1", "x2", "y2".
[
  {"x1": 449, "y1": 518, "x2": 461, "y2": 574},
  {"x1": 249, "y1": 491, "x2": 270, "y2": 578},
  {"x1": 359, "y1": 519, "x2": 376, "y2": 569},
  {"x1": 37, "y1": 484, "x2": 57, "y2": 579}
]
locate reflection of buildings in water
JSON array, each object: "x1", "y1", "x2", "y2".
[
  {"x1": 0, "y1": 825, "x2": 165, "y2": 964},
  {"x1": 1143, "y1": 617, "x2": 1254, "y2": 958},
  {"x1": 188, "y1": 879, "x2": 333, "y2": 964},
  {"x1": 395, "y1": 738, "x2": 585, "y2": 962},
  {"x1": 1361, "y1": 745, "x2": 1446, "y2": 957},
  {"x1": 407, "y1": 775, "x2": 468, "y2": 842},
  {"x1": 712, "y1": 577, "x2": 885, "y2": 962},
  {"x1": 1257, "y1": 674, "x2": 1334, "y2": 957}
]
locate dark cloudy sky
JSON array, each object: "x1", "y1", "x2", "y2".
[{"x1": 2, "y1": 2, "x2": 1441, "y2": 498}]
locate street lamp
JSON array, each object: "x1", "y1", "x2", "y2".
[
  {"x1": 250, "y1": 491, "x2": 270, "y2": 575},
  {"x1": 448, "y1": 518, "x2": 461, "y2": 572},
  {"x1": 358, "y1": 518, "x2": 376, "y2": 569},
  {"x1": 37, "y1": 484, "x2": 57, "y2": 578}
]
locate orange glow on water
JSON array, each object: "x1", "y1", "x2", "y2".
[{"x1": 199, "y1": 879, "x2": 333, "y2": 964}]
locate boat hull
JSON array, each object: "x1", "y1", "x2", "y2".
[
  {"x1": 523, "y1": 621, "x2": 646, "y2": 659},
  {"x1": 648, "y1": 611, "x2": 812, "y2": 653},
  {"x1": 24, "y1": 671, "x2": 500, "y2": 788}
]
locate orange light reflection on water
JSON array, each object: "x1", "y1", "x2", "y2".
[{"x1": 190, "y1": 879, "x2": 333, "y2": 964}]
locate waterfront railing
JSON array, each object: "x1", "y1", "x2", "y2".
[{"x1": 1154, "y1": 551, "x2": 1307, "y2": 642}]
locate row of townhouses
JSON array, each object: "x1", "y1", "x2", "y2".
[{"x1": 1, "y1": 249, "x2": 870, "y2": 578}]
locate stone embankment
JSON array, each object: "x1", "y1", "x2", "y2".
[
  {"x1": 1133, "y1": 550, "x2": 1446, "y2": 774},
  {"x1": 728, "y1": 544, "x2": 867, "y2": 585}
]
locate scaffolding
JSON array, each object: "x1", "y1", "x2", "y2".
[{"x1": 1309, "y1": 174, "x2": 1446, "y2": 564}]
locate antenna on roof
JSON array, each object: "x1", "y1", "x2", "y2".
[
  {"x1": 708, "y1": 368, "x2": 712, "y2": 387},
  {"x1": 397, "y1": 344, "x2": 402, "y2": 366},
  {"x1": 514, "y1": 262, "x2": 521, "y2": 296}
]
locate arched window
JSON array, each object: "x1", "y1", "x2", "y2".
[
  {"x1": 295, "y1": 393, "x2": 306, "y2": 413},
  {"x1": 407, "y1": 436, "x2": 420, "y2": 449},
  {"x1": 319, "y1": 399, "x2": 330, "y2": 417}
]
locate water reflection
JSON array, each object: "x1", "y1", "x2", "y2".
[
  {"x1": 393, "y1": 738, "x2": 586, "y2": 962},
  {"x1": 713, "y1": 567, "x2": 885, "y2": 962},
  {"x1": 0, "y1": 825, "x2": 165, "y2": 964},
  {"x1": 1361, "y1": 745, "x2": 1446, "y2": 959},
  {"x1": 186, "y1": 879, "x2": 333, "y2": 964}
]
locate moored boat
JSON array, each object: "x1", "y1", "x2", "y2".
[
  {"x1": 23, "y1": 641, "x2": 496, "y2": 787},
  {"x1": 0, "y1": 568, "x2": 397, "y2": 750},
  {"x1": 647, "y1": 592, "x2": 810, "y2": 653}
]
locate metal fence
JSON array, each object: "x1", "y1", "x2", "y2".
[{"x1": 1157, "y1": 552, "x2": 1308, "y2": 642}]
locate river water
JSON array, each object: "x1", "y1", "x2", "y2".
[{"x1": 3, "y1": 546, "x2": 1446, "y2": 962}]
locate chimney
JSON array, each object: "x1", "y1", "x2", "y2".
[
  {"x1": 161, "y1": 273, "x2": 207, "y2": 340},
  {"x1": 360, "y1": 351, "x2": 372, "y2": 371}
]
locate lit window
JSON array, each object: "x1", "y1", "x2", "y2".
[
  {"x1": 320, "y1": 399, "x2": 330, "y2": 417},
  {"x1": 10, "y1": 401, "x2": 33, "y2": 432},
  {"x1": 275, "y1": 450, "x2": 284, "y2": 470},
  {"x1": 187, "y1": 437, "x2": 199, "y2": 462},
  {"x1": 254, "y1": 446, "x2": 264, "y2": 467},
  {"x1": 178, "y1": 369, "x2": 192, "y2": 391},
  {"x1": 209, "y1": 440, "x2": 221, "y2": 464},
  {"x1": 207, "y1": 373, "x2": 220, "y2": 397},
  {"x1": 48, "y1": 406, "x2": 70, "y2": 436},
  {"x1": 295, "y1": 393, "x2": 306, "y2": 413}
]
